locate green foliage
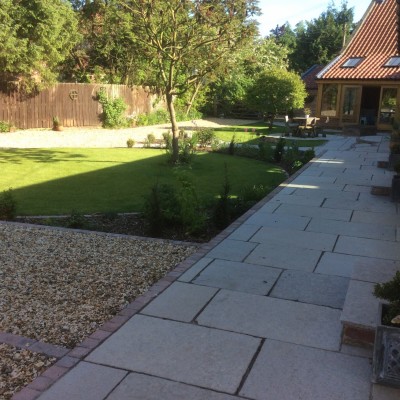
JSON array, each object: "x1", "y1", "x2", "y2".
[
  {"x1": 194, "y1": 128, "x2": 216, "y2": 148},
  {"x1": 0, "y1": 0, "x2": 80, "y2": 93},
  {"x1": 258, "y1": 141, "x2": 274, "y2": 162},
  {"x1": 247, "y1": 68, "x2": 307, "y2": 120},
  {"x1": 126, "y1": 138, "x2": 135, "y2": 148},
  {"x1": 374, "y1": 271, "x2": 400, "y2": 326},
  {"x1": 0, "y1": 121, "x2": 11, "y2": 133},
  {"x1": 143, "y1": 175, "x2": 206, "y2": 236},
  {"x1": 213, "y1": 165, "x2": 232, "y2": 230},
  {"x1": 97, "y1": 89, "x2": 128, "y2": 128},
  {"x1": 65, "y1": 210, "x2": 86, "y2": 229},
  {"x1": 0, "y1": 188, "x2": 17, "y2": 220},
  {"x1": 274, "y1": 138, "x2": 286, "y2": 163},
  {"x1": 282, "y1": 145, "x2": 315, "y2": 175}
]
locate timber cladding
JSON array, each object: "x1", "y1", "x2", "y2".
[{"x1": 0, "y1": 83, "x2": 159, "y2": 129}]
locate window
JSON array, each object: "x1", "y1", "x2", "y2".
[
  {"x1": 384, "y1": 57, "x2": 400, "y2": 67},
  {"x1": 342, "y1": 87, "x2": 360, "y2": 122},
  {"x1": 379, "y1": 88, "x2": 397, "y2": 124},
  {"x1": 341, "y1": 57, "x2": 364, "y2": 68},
  {"x1": 321, "y1": 84, "x2": 338, "y2": 117}
]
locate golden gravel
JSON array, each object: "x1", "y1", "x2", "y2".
[
  {"x1": 0, "y1": 223, "x2": 197, "y2": 348},
  {"x1": 0, "y1": 343, "x2": 55, "y2": 399}
]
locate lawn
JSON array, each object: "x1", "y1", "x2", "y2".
[
  {"x1": 0, "y1": 148, "x2": 286, "y2": 216},
  {"x1": 213, "y1": 122, "x2": 327, "y2": 147}
]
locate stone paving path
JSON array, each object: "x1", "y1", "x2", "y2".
[{"x1": 15, "y1": 133, "x2": 400, "y2": 399}]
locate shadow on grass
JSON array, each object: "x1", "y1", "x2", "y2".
[
  {"x1": 0, "y1": 149, "x2": 286, "y2": 216},
  {"x1": 0, "y1": 149, "x2": 88, "y2": 164}
]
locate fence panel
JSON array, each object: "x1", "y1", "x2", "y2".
[{"x1": 0, "y1": 83, "x2": 158, "y2": 129}]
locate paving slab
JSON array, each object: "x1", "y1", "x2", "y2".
[
  {"x1": 307, "y1": 217, "x2": 396, "y2": 241},
  {"x1": 86, "y1": 315, "x2": 260, "y2": 394},
  {"x1": 243, "y1": 213, "x2": 310, "y2": 230},
  {"x1": 245, "y1": 241, "x2": 321, "y2": 272},
  {"x1": 196, "y1": 290, "x2": 342, "y2": 351},
  {"x1": 335, "y1": 236, "x2": 400, "y2": 261},
  {"x1": 351, "y1": 210, "x2": 400, "y2": 226},
  {"x1": 371, "y1": 384, "x2": 400, "y2": 400},
  {"x1": 270, "y1": 270, "x2": 349, "y2": 309},
  {"x1": 274, "y1": 203, "x2": 352, "y2": 221},
  {"x1": 107, "y1": 373, "x2": 238, "y2": 400},
  {"x1": 250, "y1": 226, "x2": 337, "y2": 251},
  {"x1": 239, "y1": 340, "x2": 371, "y2": 400},
  {"x1": 292, "y1": 187, "x2": 359, "y2": 200},
  {"x1": 323, "y1": 197, "x2": 396, "y2": 213},
  {"x1": 340, "y1": 344, "x2": 373, "y2": 358},
  {"x1": 38, "y1": 362, "x2": 127, "y2": 400},
  {"x1": 140, "y1": 282, "x2": 218, "y2": 322},
  {"x1": 291, "y1": 175, "x2": 338, "y2": 184},
  {"x1": 340, "y1": 280, "x2": 380, "y2": 329},
  {"x1": 344, "y1": 184, "x2": 375, "y2": 193},
  {"x1": 269, "y1": 194, "x2": 324, "y2": 207},
  {"x1": 205, "y1": 239, "x2": 257, "y2": 262},
  {"x1": 316, "y1": 252, "x2": 400, "y2": 280},
  {"x1": 192, "y1": 259, "x2": 282, "y2": 295},
  {"x1": 178, "y1": 258, "x2": 213, "y2": 283},
  {"x1": 227, "y1": 224, "x2": 260, "y2": 241}
]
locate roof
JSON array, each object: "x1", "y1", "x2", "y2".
[
  {"x1": 318, "y1": 0, "x2": 400, "y2": 81},
  {"x1": 301, "y1": 65, "x2": 325, "y2": 90}
]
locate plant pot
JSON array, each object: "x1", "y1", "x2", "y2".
[
  {"x1": 372, "y1": 303, "x2": 400, "y2": 387},
  {"x1": 53, "y1": 125, "x2": 63, "y2": 132},
  {"x1": 392, "y1": 175, "x2": 400, "y2": 201},
  {"x1": 389, "y1": 153, "x2": 400, "y2": 170}
]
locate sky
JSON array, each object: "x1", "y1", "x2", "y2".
[{"x1": 256, "y1": 0, "x2": 370, "y2": 37}]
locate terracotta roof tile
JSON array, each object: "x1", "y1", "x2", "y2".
[{"x1": 319, "y1": 0, "x2": 400, "y2": 80}]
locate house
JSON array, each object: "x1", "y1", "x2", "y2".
[{"x1": 316, "y1": 0, "x2": 400, "y2": 132}]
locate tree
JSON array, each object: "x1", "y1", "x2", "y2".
[
  {"x1": 118, "y1": 0, "x2": 260, "y2": 163},
  {"x1": 206, "y1": 37, "x2": 289, "y2": 116},
  {"x1": 246, "y1": 68, "x2": 306, "y2": 130},
  {"x1": 0, "y1": 0, "x2": 80, "y2": 94},
  {"x1": 289, "y1": 1, "x2": 355, "y2": 72}
]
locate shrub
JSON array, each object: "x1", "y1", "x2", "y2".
[
  {"x1": 0, "y1": 121, "x2": 11, "y2": 133},
  {"x1": 195, "y1": 128, "x2": 216, "y2": 148},
  {"x1": 374, "y1": 271, "x2": 400, "y2": 326},
  {"x1": 97, "y1": 89, "x2": 129, "y2": 128},
  {"x1": 228, "y1": 135, "x2": 236, "y2": 155},
  {"x1": 274, "y1": 137, "x2": 286, "y2": 163},
  {"x1": 162, "y1": 131, "x2": 172, "y2": 150},
  {"x1": 0, "y1": 188, "x2": 17, "y2": 220},
  {"x1": 65, "y1": 210, "x2": 86, "y2": 229},
  {"x1": 213, "y1": 165, "x2": 232, "y2": 229},
  {"x1": 258, "y1": 141, "x2": 274, "y2": 162},
  {"x1": 240, "y1": 184, "x2": 270, "y2": 203},
  {"x1": 144, "y1": 133, "x2": 156, "y2": 148},
  {"x1": 143, "y1": 183, "x2": 179, "y2": 235},
  {"x1": 126, "y1": 138, "x2": 135, "y2": 148}
]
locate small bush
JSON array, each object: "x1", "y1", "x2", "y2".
[
  {"x1": 229, "y1": 135, "x2": 236, "y2": 155},
  {"x1": 195, "y1": 128, "x2": 216, "y2": 148},
  {"x1": 65, "y1": 210, "x2": 86, "y2": 229},
  {"x1": 126, "y1": 138, "x2": 135, "y2": 148},
  {"x1": 258, "y1": 141, "x2": 274, "y2": 162},
  {"x1": 97, "y1": 89, "x2": 129, "y2": 128},
  {"x1": 374, "y1": 271, "x2": 400, "y2": 326},
  {"x1": 144, "y1": 133, "x2": 156, "y2": 148},
  {"x1": 213, "y1": 165, "x2": 232, "y2": 230},
  {"x1": 162, "y1": 131, "x2": 172, "y2": 150},
  {"x1": 274, "y1": 138, "x2": 286, "y2": 163},
  {"x1": 0, "y1": 121, "x2": 11, "y2": 132},
  {"x1": 0, "y1": 188, "x2": 17, "y2": 220},
  {"x1": 240, "y1": 184, "x2": 270, "y2": 203}
]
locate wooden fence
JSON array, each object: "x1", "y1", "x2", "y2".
[{"x1": 0, "y1": 83, "x2": 160, "y2": 129}]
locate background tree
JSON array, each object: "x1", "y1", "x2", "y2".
[
  {"x1": 118, "y1": 0, "x2": 260, "y2": 163},
  {"x1": 246, "y1": 68, "x2": 307, "y2": 129},
  {"x1": 0, "y1": 0, "x2": 80, "y2": 94}
]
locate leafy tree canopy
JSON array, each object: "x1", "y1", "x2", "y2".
[
  {"x1": 0, "y1": 0, "x2": 80, "y2": 93},
  {"x1": 118, "y1": 0, "x2": 260, "y2": 162}
]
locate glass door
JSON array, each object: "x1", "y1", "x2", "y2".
[
  {"x1": 341, "y1": 86, "x2": 361, "y2": 123},
  {"x1": 379, "y1": 87, "x2": 397, "y2": 126}
]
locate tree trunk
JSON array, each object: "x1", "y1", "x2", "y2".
[
  {"x1": 186, "y1": 81, "x2": 202, "y2": 116},
  {"x1": 166, "y1": 92, "x2": 179, "y2": 163}
]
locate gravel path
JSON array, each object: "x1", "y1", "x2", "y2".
[
  {"x1": 0, "y1": 223, "x2": 196, "y2": 348},
  {"x1": 0, "y1": 344, "x2": 55, "y2": 400},
  {"x1": 0, "y1": 118, "x2": 256, "y2": 149}
]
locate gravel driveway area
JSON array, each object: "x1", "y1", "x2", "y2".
[
  {"x1": 0, "y1": 223, "x2": 196, "y2": 348},
  {"x1": 0, "y1": 118, "x2": 256, "y2": 149}
]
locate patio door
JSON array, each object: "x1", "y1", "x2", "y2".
[
  {"x1": 341, "y1": 86, "x2": 361, "y2": 123},
  {"x1": 378, "y1": 87, "x2": 397, "y2": 129}
]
